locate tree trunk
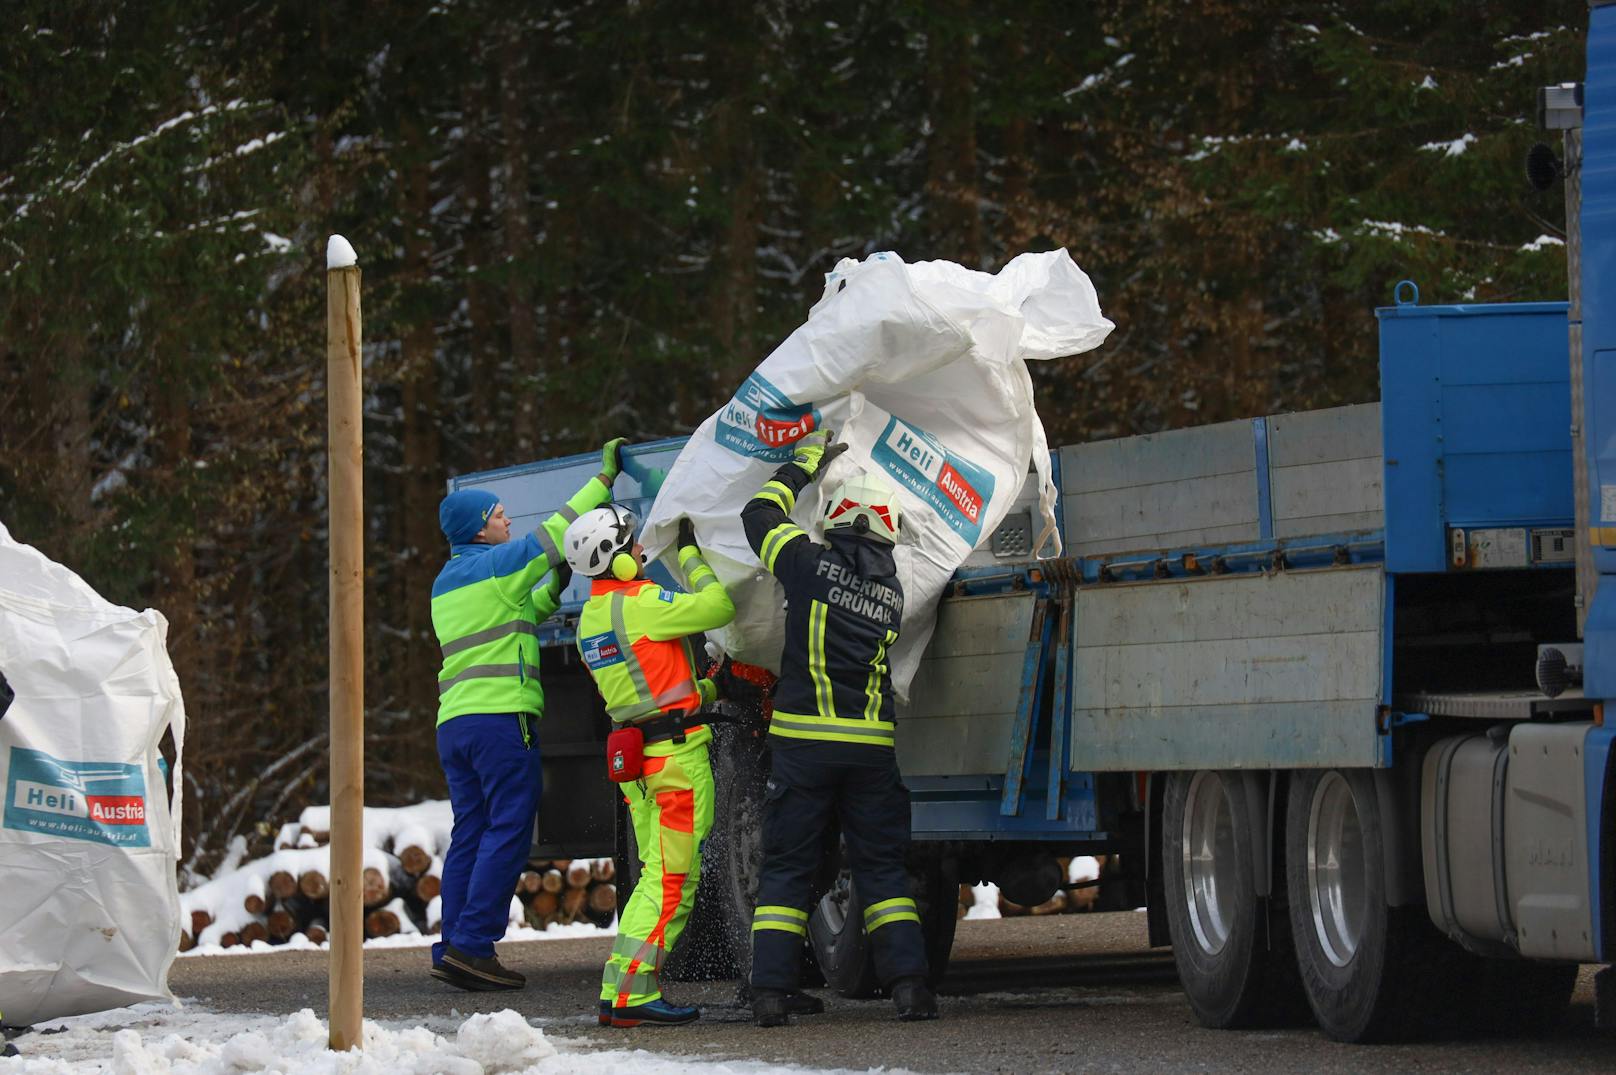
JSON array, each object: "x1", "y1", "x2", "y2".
[
  {"x1": 925, "y1": 0, "x2": 981, "y2": 265},
  {"x1": 498, "y1": 33, "x2": 540, "y2": 460},
  {"x1": 400, "y1": 116, "x2": 444, "y2": 738}
]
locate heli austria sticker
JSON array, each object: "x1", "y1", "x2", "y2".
[
  {"x1": 872, "y1": 416, "x2": 996, "y2": 545},
  {"x1": 5, "y1": 746, "x2": 152, "y2": 847},
  {"x1": 580, "y1": 631, "x2": 626, "y2": 671},
  {"x1": 717, "y1": 372, "x2": 822, "y2": 462}
]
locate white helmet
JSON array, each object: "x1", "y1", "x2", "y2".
[
  {"x1": 824, "y1": 471, "x2": 901, "y2": 544},
  {"x1": 564, "y1": 504, "x2": 638, "y2": 577}
]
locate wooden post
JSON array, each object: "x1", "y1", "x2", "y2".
[{"x1": 325, "y1": 234, "x2": 364, "y2": 1051}]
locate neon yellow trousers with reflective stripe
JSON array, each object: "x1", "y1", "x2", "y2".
[{"x1": 600, "y1": 742, "x2": 714, "y2": 1008}]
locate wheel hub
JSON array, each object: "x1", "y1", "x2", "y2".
[
  {"x1": 1306, "y1": 771, "x2": 1367, "y2": 968},
  {"x1": 1181, "y1": 770, "x2": 1239, "y2": 956}
]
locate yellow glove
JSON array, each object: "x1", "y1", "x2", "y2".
[
  {"x1": 791, "y1": 429, "x2": 848, "y2": 480},
  {"x1": 600, "y1": 437, "x2": 629, "y2": 483}
]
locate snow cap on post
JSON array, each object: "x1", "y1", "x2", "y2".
[{"x1": 326, "y1": 234, "x2": 358, "y2": 269}]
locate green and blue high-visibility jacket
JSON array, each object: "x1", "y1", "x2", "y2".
[{"x1": 431, "y1": 472, "x2": 612, "y2": 725}]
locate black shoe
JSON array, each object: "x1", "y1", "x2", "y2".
[
  {"x1": 752, "y1": 988, "x2": 791, "y2": 1028},
  {"x1": 438, "y1": 946, "x2": 525, "y2": 991},
  {"x1": 783, "y1": 990, "x2": 824, "y2": 1015},
  {"x1": 891, "y1": 977, "x2": 938, "y2": 1021}
]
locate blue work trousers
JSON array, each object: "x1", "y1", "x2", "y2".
[{"x1": 433, "y1": 712, "x2": 542, "y2": 962}]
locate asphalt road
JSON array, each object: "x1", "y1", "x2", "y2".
[{"x1": 163, "y1": 913, "x2": 1611, "y2": 1073}]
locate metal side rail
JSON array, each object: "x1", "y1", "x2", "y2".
[{"x1": 1394, "y1": 687, "x2": 1596, "y2": 721}]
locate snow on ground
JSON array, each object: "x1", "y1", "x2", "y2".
[{"x1": 1, "y1": 1004, "x2": 915, "y2": 1074}]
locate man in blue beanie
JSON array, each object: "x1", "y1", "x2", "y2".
[{"x1": 429, "y1": 437, "x2": 628, "y2": 991}]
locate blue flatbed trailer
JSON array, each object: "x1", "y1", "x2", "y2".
[{"x1": 446, "y1": 5, "x2": 1616, "y2": 1041}]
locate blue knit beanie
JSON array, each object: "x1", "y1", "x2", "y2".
[{"x1": 440, "y1": 489, "x2": 501, "y2": 544}]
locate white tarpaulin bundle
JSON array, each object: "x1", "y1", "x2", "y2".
[
  {"x1": 0, "y1": 521, "x2": 185, "y2": 1025},
  {"x1": 642, "y1": 249, "x2": 1113, "y2": 698}
]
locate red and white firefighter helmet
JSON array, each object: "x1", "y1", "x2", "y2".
[{"x1": 823, "y1": 471, "x2": 901, "y2": 544}]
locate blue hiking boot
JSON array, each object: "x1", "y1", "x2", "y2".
[{"x1": 607, "y1": 998, "x2": 700, "y2": 1027}]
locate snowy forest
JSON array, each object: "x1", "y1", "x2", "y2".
[{"x1": 0, "y1": 1, "x2": 1583, "y2": 873}]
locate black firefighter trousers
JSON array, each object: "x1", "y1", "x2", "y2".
[{"x1": 749, "y1": 738, "x2": 928, "y2": 992}]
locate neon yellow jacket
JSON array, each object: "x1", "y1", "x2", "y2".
[{"x1": 576, "y1": 544, "x2": 735, "y2": 756}]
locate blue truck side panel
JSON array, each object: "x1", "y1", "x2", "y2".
[
  {"x1": 1581, "y1": 5, "x2": 1616, "y2": 694},
  {"x1": 1377, "y1": 297, "x2": 1572, "y2": 573}
]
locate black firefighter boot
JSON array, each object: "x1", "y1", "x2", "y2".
[
  {"x1": 752, "y1": 988, "x2": 791, "y2": 1028},
  {"x1": 890, "y1": 976, "x2": 939, "y2": 1021}
]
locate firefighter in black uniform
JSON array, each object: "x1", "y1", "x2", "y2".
[{"x1": 740, "y1": 429, "x2": 938, "y2": 1027}]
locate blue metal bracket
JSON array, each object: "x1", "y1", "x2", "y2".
[
  {"x1": 1045, "y1": 594, "x2": 1074, "y2": 821},
  {"x1": 1000, "y1": 598, "x2": 1054, "y2": 817},
  {"x1": 1383, "y1": 710, "x2": 1430, "y2": 730},
  {"x1": 1253, "y1": 417, "x2": 1274, "y2": 540}
]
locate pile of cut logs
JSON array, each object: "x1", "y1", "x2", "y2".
[
  {"x1": 513, "y1": 857, "x2": 617, "y2": 932},
  {"x1": 179, "y1": 815, "x2": 616, "y2": 951}
]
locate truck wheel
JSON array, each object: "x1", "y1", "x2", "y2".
[
  {"x1": 808, "y1": 868, "x2": 880, "y2": 998},
  {"x1": 712, "y1": 721, "x2": 771, "y2": 981},
  {"x1": 1284, "y1": 768, "x2": 1454, "y2": 1042},
  {"x1": 1161, "y1": 770, "x2": 1302, "y2": 1028},
  {"x1": 809, "y1": 853, "x2": 959, "y2": 998}
]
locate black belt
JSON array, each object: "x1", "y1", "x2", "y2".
[
  {"x1": 633, "y1": 709, "x2": 701, "y2": 746},
  {"x1": 628, "y1": 707, "x2": 739, "y2": 746}
]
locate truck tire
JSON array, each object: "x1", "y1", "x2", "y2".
[
  {"x1": 1161, "y1": 770, "x2": 1304, "y2": 1028},
  {"x1": 1284, "y1": 767, "x2": 1461, "y2": 1042},
  {"x1": 808, "y1": 867, "x2": 879, "y2": 997},
  {"x1": 711, "y1": 720, "x2": 771, "y2": 981},
  {"x1": 809, "y1": 853, "x2": 959, "y2": 997},
  {"x1": 706, "y1": 722, "x2": 837, "y2": 988}
]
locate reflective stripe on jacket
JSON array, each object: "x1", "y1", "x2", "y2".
[
  {"x1": 741, "y1": 459, "x2": 905, "y2": 749},
  {"x1": 431, "y1": 473, "x2": 612, "y2": 725},
  {"x1": 576, "y1": 544, "x2": 735, "y2": 757}
]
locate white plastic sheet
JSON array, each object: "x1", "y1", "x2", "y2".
[
  {"x1": 0, "y1": 521, "x2": 186, "y2": 1025},
  {"x1": 643, "y1": 249, "x2": 1112, "y2": 698}
]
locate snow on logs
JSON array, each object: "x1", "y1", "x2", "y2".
[{"x1": 178, "y1": 801, "x2": 615, "y2": 949}]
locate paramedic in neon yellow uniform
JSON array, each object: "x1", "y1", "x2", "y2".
[
  {"x1": 428, "y1": 438, "x2": 625, "y2": 992},
  {"x1": 563, "y1": 505, "x2": 735, "y2": 1027},
  {"x1": 742, "y1": 430, "x2": 938, "y2": 1026}
]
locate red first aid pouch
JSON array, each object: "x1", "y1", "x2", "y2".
[{"x1": 606, "y1": 725, "x2": 644, "y2": 783}]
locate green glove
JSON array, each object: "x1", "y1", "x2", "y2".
[
  {"x1": 600, "y1": 437, "x2": 629, "y2": 483},
  {"x1": 792, "y1": 429, "x2": 848, "y2": 480}
]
